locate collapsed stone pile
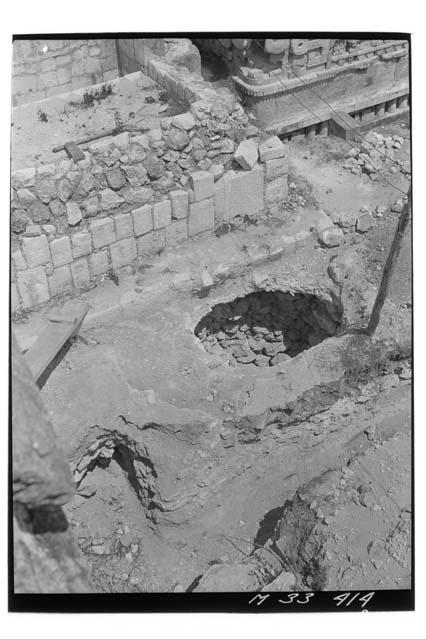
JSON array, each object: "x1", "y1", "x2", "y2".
[
  {"x1": 342, "y1": 131, "x2": 408, "y2": 178},
  {"x1": 195, "y1": 291, "x2": 342, "y2": 367},
  {"x1": 11, "y1": 93, "x2": 252, "y2": 239}
]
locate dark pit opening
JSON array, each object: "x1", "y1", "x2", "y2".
[{"x1": 194, "y1": 290, "x2": 343, "y2": 367}]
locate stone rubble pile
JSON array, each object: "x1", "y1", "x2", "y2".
[
  {"x1": 11, "y1": 96, "x2": 253, "y2": 239},
  {"x1": 342, "y1": 131, "x2": 407, "y2": 178},
  {"x1": 195, "y1": 291, "x2": 341, "y2": 367}
]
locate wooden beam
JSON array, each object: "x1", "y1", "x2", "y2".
[
  {"x1": 366, "y1": 186, "x2": 411, "y2": 337},
  {"x1": 24, "y1": 302, "x2": 90, "y2": 387}
]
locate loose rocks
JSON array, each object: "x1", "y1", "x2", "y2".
[{"x1": 194, "y1": 290, "x2": 342, "y2": 367}]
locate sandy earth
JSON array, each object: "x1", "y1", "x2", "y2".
[
  {"x1": 12, "y1": 116, "x2": 412, "y2": 593},
  {"x1": 11, "y1": 70, "x2": 186, "y2": 171}
]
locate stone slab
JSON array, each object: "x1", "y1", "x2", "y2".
[
  {"x1": 90, "y1": 218, "x2": 116, "y2": 249},
  {"x1": 50, "y1": 236, "x2": 73, "y2": 267},
  {"x1": 114, "y1": 212, "x2": 133, "y2": 240},
  {"x1": 89, "y1": 250, "x2": 109, "y2": 277},
  {"x1": 137, "y1": 229, "x2": 166, "y2": 258},
  {"x1": 71, "y1": 231, "x2": 92, "y2": 258},
  {"x1": 17, "y1": 266, "x2": 50, "y2": 309},
  {"x1": 153, "y1": 200, "x2": 172, "y2": 229},
  {"x1": 22, "y1": 235, "x2": 51, "y2": 268},
  {"x1": 188, "y1": 198, "x2": 215, "y2": 236},
  {"x1": 132, "y1": 205, "x2": 153, "y2": 236},
  {"x1": 165, "y1": 219, "x2": 188, "y2": 246},
  {"x1": 71, "y1": 258, "x2": 90, "y2": 288},
  {"x1": 169, "y1": 190, "x2": 189, "y2": 220},
  {"x1": 110, "y1": 238, "x2": 137, "y2": 270},
  {"x1": 48, "y1": 264, "x2": 73, "y2": 297},
  {"x1": 227, "y1": 166, "x2": 264, "y2": 221},
  {"x1": 190, "y1": 171, "x2": 214, "y2": 201}
]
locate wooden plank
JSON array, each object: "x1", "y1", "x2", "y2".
[{"x1": 24, "y1": 302, "x2": 89, "y2": 385}]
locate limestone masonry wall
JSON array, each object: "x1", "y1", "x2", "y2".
[
  {"x1": 11, "y1": 76, "x2": 289, "y2": 313},
  {"x1": 12, "y1": 39, "x2": 119, "y2": 106}
]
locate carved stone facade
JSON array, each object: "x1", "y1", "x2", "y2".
[{"x1": 194, "y1": 38, "x2": 410, "y2": 134}]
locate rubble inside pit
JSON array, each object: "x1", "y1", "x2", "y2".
[{"x1": 194, "y1": 290, "x2": 343, "y2": 367}]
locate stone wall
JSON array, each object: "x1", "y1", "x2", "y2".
[
  {"x1": 11, "y1": 81, "x2": 289, "y2": 313},
  {"x1": 12, "y1": 39, "x2": 119, "y2": 106},
  {"x1": 116, "y1": 38, "x2": 201, "y2": 77},
  {"x1": 195, "y1": 38, "x2": 410, "y2": 134}
]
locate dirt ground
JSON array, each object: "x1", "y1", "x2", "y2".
[
  {"x1": 11, "y1": 70, "x2": 185, "y2": 171},
  {"x1": 13, "y1": 116, "x2": 412, "y2": 593}
]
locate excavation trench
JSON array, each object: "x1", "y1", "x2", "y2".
[{"x1": 194, "y1": 290, "x2": 343, "y2": 367}]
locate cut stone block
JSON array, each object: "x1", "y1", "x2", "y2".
[
  {"x1": 153, "y1": 200, "x2": 172, "y2": 229},
  {"x1": 309, "y1": 210, "x2": 334, "y2": 233},
  {"x1": 34, "y1": 177, "x2": 57, "y2": 204},
  {"x1": 190, "y1": 171, "x2": 214, "y2": 201},
  {"x1": 114, "y1": 212, "x2": 133, "y2": 239},
  {"x1": 188, "y1": 198, "x2": 215, "y2": 236},
  {"x1": 113, "y1": 131, "x2": 129, "y2": 150},
  {"x1": 234, "y1": 139, "x2": 258, "y2": 170},
  {"x1": 12, "y1": 167, "x2": 36, "y2": 189},
  {"x1": 22, "y1": 235, "x2": 51, "y2": 268},
  {"x1": 319, "y1": 227, "x2": 344, "y2": 247},
  {"x1": 132, "y1": 205, "x2": 153, "y2": 236},
  {"x1": 48, "y1": 265, "x2": 73, "y2": 297},
  {"x1": 356, "y1": 213, "x2": 373, "y2": 233},
  {"x1": 259, "y1": 136, "x2": 286, "y2": 162},
  {"x1": 30, "y1": 200, "x2": 51, "y2": 223},
  {"x1": 50, "y1": 236, "x2": 73, "y2": 267},
  {"x1": 265, "y1": 176, "x2": 288, "y2": 203},
  {"x1": 329, "y1": 111, "x2": 360, "y2": 141},
  {"x1": 264, "y1": 157, "x2": 288, "y2": 181},
  {"x1": 89, "y1": 250, "x2": 109, "y2": 277},
  {"x1": 137, "y1": 229, "x2": 166, "y2": 258},
  {"x1": 91, "y1": 218, "x2": 116, "y2": 249},
  {"x1": 106, "y1": 168, "x2": 126, "y2": 191},
  {"x1": 71, "y1": 258, "x2": 90, "y2": 288},
  {"x1": 24, "y1": 224, "x2": 42, "y2": 237},
  {"x1": 17, "y1": 266, "x2": 49, "y2": 308},
  {"x1": 66, "y1": 202, "x2": 82, "y2": 226},
  {"x1": 17, "y1": 188, "x2": 36, "y2": 206},
  {"x1": 172, "y1": 112, "x2": 196, "y2": 130},
  {"x1": 99, "y1": 188, "x2": 124, "y2": 211},
  {"x1": 110, "y1": 238, "x2": 137, "y2": 270},
  {"x1": 165, "y1": 219, "x2": 188, "y2": 246},
  {"x1": 57, "y1": 178, "x2": 73, "y2": 202},
  {"x1": 215, "y1": 166, "x2": 264, "y2": 223},
  {"x1": 169, "y1": 190, "x2": 189, "y2": 220},
  {"x1": 230, "y1": 166, "x2": 264, "y2": 218},
  {"x1": 214, "y1": 171, "x2": 234, "y2": 225},
  {"x1": 71, "y1": 231, "x2": 92, "y2": 258}
]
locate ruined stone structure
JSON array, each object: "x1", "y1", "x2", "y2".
[
  {"x1": 12, "y1": 39, "x2": 119, "y2": 106},
  {"x1": 11, "y1": 94, "x2": 289, "y2": 312},
  {"x1": 10, "y1": 37, "x2": 412, "y2": 599},
  {"x1": 194, "y1": 38, "x2": 409, "y2": 135}
]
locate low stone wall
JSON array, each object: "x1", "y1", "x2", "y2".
[
  {"x1": 12, "y1": 39, "x2": 119, "y2": 106},
  {"x1": 11, "y1": 94, "x2": 289, "y2": 312}
]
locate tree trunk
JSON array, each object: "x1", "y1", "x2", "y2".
[{"x1": 365, "y1": 186, "x2": 411, "y2": 337}]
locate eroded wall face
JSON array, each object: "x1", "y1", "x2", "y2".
[{"x1": 12, "y1": 39, "x2": 119, "y2": 106}]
